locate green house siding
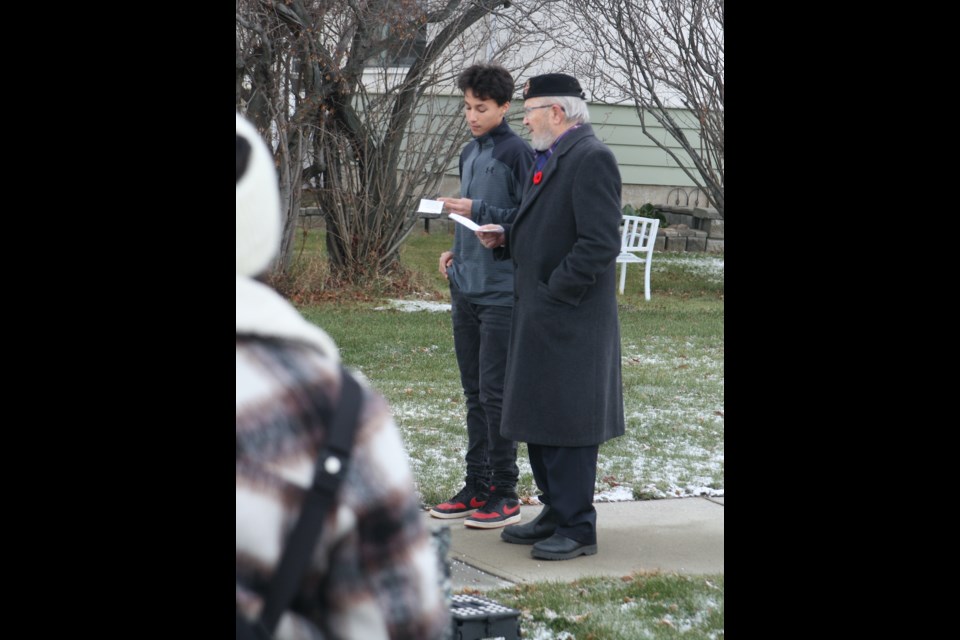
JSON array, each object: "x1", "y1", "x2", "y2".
[
  {"x1": 409, "y1": 95, "x2": 705, "y2": 189},
  {"x1": 589, "y1": 104, "x2": 701, "y2": 188}
]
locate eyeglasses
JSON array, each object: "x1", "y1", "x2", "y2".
[{"x1": 523, "y1": 104, "x2": 559, "y2": 115}]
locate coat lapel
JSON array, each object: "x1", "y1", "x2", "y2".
[{"x1": 514, "y1": 125, "x2": 594, "y2": 227}]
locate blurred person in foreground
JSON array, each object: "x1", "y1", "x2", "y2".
[
  {"x1": 236, "y1": 112, "x2": 449, "y2": 638},
  {"x1": 475, "y1": 74, "x2": 626, "y2": 561},
  {"x1": 430, "y1": 63, "x2": 531, "y2": 529}
]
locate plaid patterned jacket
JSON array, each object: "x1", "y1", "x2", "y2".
[{"x1": 237, "y1": 277, "x2": 449, "y2": 640}]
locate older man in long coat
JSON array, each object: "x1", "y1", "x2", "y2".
[{"x1": 476, "y1": 73, "x2": 626, "y2": 561}]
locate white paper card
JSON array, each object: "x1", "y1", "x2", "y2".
[
  {"x1": 417, "y1": 198, "x2": 444, "y2": 214},
  {"x1": 448, "y1": 213, "x2": 480, "y2": 231}
]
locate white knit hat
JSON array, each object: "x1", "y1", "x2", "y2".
[{"x1": 236, "y1": 113, "x2": 281, "y2": 277}]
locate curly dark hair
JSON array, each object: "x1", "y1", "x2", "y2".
[{"x1": 456, "y1": 64, "x2": 515, "y2": 106}]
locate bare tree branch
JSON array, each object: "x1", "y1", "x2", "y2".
[
  {"x1": 236, "y1": 0, "x2": 560, "y2": 282},
  {"x1": 566, "y1": 0, "x2": 724, "y2": 216}
]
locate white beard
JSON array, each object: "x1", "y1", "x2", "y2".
[{"x1": 531, "y1": 131, "x2": 556, "y2": 151}]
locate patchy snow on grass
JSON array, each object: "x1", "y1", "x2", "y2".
[
  {"x1": 376, "y1": 299, "x2": 452, "y2": 313},
  {"x1": 619, "y1": 402, "x2": 724, "y2": 498},
  {"x1": 372, "y1": 289, "x2": 723, "y2": 503},
  {"x1": 594, "y1": 484, "x2": 635, "y2": 502},
  {"x1": 525, "y1": 626, "x2": 576, "y2": 640},
  {"x1": 391, "y1": 406, "x2": 461, "y2": 423},
  {"x1": 654, "y1": 255, "x2": 724, "y2": 282},
  {"x1": 615, "y1": 332, "x2": 724, "y2": 499},
  {"x1": 595, "y1": 449, "x2": 724, "y2": 500}
]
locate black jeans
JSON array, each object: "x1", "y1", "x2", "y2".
[{"x1": 450, "y1": 282, "x2": 518, "y2": 493}]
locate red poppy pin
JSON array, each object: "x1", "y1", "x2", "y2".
[{"x1": 533, "y1": 170, "x2": 543, "y2": 185}]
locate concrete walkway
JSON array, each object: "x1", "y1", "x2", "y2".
[{"x1": 423, "y1": 497, "x2": 724, "y2": 591}]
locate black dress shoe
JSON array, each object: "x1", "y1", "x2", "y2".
[
  {"x1": 500, "y1": 505, "x2": 559, "y2": 545},
  {"x1": 531, "y1": 533, "x2": 598, "y2": 560}
]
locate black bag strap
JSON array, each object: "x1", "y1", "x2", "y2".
[{"x1": 238, "y1": 365, "x2": 364, "y2": 640}]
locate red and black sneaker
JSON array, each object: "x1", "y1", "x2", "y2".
[
  {"x1": 464, "y1": 493, "x2": 521, "y2": 529},
  {"x1": 429, "y1": 482, "x2": 489, "y2": 519}
]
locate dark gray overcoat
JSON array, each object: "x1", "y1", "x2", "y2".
[{"x1": 494, "y1": 124, "x2": 625, "y2": 447}]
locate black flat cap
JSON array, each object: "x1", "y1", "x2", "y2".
[{"x1": 522, "y1": 73, "x2": 586, "y2": 100}]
